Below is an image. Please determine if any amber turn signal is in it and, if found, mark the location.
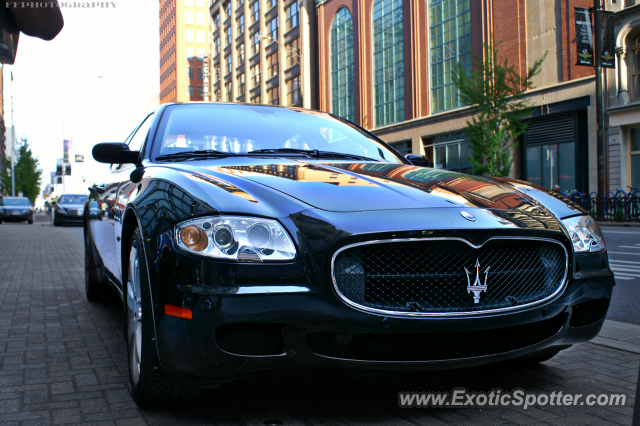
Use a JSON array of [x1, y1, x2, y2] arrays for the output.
[[179, 225, 208, 252], [165, 304, 193, 320]]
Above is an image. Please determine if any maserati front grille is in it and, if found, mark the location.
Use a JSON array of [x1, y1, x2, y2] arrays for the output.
[[331, 238, 568, 316]]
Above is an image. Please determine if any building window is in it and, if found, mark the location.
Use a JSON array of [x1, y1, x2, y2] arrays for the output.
[[251, 63, 261, 87], [423, 132, 472, 174], [251, 95, 262, 104], [287, 76, 301, 105], [197, 30, 205, 43], [185, 0, 193, 5], [198, 85, 204, 98], [214, 13, 220, 29], [286, 1, 299, 30], [252, 32, 260, 56], [237, 15, 245, 35], [267, 52, 278, 78], [196, 12, 205, 25], [226, 54, 232, 74], [187, 66, 194, 79], [215, 89, 221, 101], [238, 44, 245, 65], [631, 128, 640, 188], [286, 37, 299, 67], [239, 0, 244, 5], [373, 0, 404, 127], [226, 26, 232, 45], [226, 82, 233, 101], [216, 37, 221, 55], [428, 0, 471, 113], [215, 65, 221, 82], [630, 35, 640, 101], [238, 73, 246, 96], [185, 11, 194, 24], [268, 16, 278, 41], [197, 67, 203, 79], [185, 29, 194, 42], [225, 2, 231, 20], [187, 84, 195, 98], [196, 0, 204, 6], [268, 0, 276, 10], [252, 1, 260, 22], [186, 47, 195, 59], [268, 86, 279, 105], [330, 8, 354, 122], [389, 140, 412, 155]]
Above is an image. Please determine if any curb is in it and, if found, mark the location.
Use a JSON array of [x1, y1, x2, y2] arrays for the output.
[[597, 222, 640, 227], [590, 320, 640, 354]]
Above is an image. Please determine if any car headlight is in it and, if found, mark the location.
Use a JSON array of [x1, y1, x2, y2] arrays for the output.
[[562, 215, 606, 253], [175, 216, 296, 262]]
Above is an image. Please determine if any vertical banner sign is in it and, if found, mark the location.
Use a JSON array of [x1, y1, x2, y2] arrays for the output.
[[63, 139, 72, 162], [575, 8, 594, 66], [203, 54, 210, 102], [601, 11, 616, 69], [56, 158, 63, 177]]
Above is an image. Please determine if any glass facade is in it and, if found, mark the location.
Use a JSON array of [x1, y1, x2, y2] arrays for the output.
[[330, 8, 355, 122], [525, 143, 576, 192], [428, 0, 471, 113], [423, 131, 472, 174], [373, 0, 404, 127]]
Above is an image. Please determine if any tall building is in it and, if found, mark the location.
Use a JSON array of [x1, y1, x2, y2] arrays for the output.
[[209, 0, 317, 108], [160, 0, 212, 103], [316, 0, 600, 194], [606, 2, 640, 192]]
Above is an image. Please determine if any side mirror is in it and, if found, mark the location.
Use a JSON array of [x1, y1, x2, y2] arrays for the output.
[[92, 143, 139, 164], [405, 154, 431, 167]]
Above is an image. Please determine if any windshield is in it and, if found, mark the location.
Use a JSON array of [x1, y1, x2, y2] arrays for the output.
[[58, 195, 88, 204], [152, 104, 402, 163], [1, 198, 30, 206]]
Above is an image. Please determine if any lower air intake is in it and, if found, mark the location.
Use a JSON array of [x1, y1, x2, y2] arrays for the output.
[[570, 299, 610, 328], [306, 314, 566, 361], [215, 323, 284, 356]]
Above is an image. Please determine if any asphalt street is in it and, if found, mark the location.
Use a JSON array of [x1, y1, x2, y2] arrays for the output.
[[601, 226, 640, 325]]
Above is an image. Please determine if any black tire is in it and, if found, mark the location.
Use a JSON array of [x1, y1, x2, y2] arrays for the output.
[[85, 228, 110, 301], [126, 228, 201, 405], [28, 217, 33, 224]]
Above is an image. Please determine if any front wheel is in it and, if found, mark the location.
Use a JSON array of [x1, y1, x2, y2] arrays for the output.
[[126, 228, 199, 405]]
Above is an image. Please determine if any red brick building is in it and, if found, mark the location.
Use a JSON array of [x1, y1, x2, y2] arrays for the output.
[[316, 0, 601, 193]]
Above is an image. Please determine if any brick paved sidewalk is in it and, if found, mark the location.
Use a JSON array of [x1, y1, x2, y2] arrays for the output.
[[0, 222, 638, 425]]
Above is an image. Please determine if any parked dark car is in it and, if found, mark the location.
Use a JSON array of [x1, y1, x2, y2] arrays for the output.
[[0, 196, 33, 224], [85, 103, 614, 405], [53, 194, 88, 226]]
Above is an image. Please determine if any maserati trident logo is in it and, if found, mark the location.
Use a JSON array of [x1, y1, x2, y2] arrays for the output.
[[464, 259, 490, 304]]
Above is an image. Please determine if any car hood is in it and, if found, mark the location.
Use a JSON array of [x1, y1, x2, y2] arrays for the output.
[[168, 158, 542, 213]]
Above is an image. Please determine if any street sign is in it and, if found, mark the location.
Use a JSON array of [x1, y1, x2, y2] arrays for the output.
[[575, 8, 594, 67], [601, 11, 615, 69]]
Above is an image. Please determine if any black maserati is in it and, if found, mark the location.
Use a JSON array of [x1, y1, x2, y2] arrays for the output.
[[85, 103, 613, 405]]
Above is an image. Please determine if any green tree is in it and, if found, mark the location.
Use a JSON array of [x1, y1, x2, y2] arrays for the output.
[[452, 39, 548, 177], [0, 137, 42, 202]]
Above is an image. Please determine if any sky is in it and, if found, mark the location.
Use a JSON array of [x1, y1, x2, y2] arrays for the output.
[[4, 0, 160, 191]]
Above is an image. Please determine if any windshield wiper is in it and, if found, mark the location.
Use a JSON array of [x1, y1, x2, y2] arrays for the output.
[[155, 150, 236, 162], [247, 148, 379, 162]]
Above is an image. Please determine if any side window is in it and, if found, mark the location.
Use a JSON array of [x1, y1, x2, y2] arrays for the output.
[[128, 114, 154, 153]]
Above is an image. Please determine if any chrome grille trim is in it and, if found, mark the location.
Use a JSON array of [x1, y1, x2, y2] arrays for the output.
[[330, 237, 569, 318]]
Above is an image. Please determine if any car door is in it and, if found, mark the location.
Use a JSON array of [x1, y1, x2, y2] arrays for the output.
[[112, 113, 155, 284], [88, 114, 153, 290]]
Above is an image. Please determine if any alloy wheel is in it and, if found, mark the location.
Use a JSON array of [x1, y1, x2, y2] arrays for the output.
[[126, 245, 143, 386]]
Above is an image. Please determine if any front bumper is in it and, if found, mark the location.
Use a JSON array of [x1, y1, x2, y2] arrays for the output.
[[153, 271, 613, 386], [0, 211, 31, 222], [55, 210, 84, 223]]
